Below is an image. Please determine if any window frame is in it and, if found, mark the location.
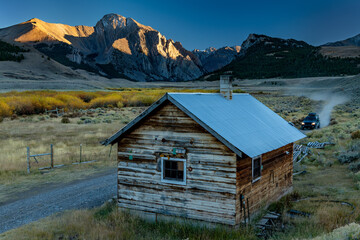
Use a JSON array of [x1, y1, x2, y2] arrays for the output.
[[252, 155, 262, 183], [161, 157, 187, 185]]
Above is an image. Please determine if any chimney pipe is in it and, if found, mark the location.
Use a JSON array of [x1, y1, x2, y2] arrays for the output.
[[220, 74, 233, 100]]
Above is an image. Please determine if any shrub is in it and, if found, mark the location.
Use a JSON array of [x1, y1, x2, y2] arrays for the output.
[[349, 161, 360, 172], [0, 100, 12, 117], [351, 130, 360, 140], [330, 118, 338, 125], [338, 141, 360, 164], [311, 223, 360, 240], [56, 94, 86, 110], [75, 92, 101, 103], [338, 152, 360, 164], [0, 117, 3, 123], [89, 94, 124, 108], [10, 114, 17, 120], [61, 117, 70, 124]]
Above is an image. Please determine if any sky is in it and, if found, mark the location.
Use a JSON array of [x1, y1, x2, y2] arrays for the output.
[[1, 0, 360, 50]]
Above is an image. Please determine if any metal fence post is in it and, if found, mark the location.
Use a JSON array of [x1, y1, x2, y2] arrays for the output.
[[27, 147, 30, 174], [50, 144, 54, 168]]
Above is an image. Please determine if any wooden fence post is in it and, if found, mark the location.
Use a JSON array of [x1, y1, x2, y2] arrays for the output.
[[50, 144, 54, 168], [80, 144, 82, 163], [27, 147, 30, 174]]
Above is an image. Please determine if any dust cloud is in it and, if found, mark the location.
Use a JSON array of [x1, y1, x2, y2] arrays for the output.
[[288, 90, 349, 128], [308, 92, 348, 127]]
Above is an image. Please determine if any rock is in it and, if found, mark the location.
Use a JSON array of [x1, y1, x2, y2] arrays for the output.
[[1, 13, 238, 81]]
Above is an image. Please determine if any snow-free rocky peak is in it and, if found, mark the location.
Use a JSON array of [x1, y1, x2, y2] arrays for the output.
[[0, 13, 241, 81]]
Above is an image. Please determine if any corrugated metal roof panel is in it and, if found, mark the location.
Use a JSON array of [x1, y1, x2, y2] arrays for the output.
[[168, 93, 306, 158]]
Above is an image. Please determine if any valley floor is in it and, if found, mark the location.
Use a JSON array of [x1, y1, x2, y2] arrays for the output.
[[0, 84, 359, 239]]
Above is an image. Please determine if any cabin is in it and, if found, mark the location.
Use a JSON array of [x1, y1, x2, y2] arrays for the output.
[[102, 77, 305, 226]]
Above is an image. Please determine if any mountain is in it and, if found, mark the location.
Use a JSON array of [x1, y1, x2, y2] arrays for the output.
[[204, 34, 360, 80], [324, 34, 360, 47], [320, 33, 360, 58], [1, 14, 235, 81], [192, 46, 240, 73]]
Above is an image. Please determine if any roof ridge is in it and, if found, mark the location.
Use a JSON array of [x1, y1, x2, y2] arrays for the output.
[[168, 92, 250, 95]]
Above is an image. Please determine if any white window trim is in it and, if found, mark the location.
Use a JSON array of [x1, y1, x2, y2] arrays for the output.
[[161, 157, 187, 186], [252, 155, 262, 183]]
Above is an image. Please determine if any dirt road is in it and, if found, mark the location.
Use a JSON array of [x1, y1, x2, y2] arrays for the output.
[[0, 168, 116, 234]]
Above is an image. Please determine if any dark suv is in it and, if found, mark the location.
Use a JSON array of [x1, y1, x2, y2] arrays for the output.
[[301, 113, 320, 130]]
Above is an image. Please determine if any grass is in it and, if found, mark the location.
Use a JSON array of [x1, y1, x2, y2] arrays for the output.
[[1, 90, 359, 239], [270, 103, 360, 240], [0, 107, 144, 203], [0, 201, 257, 240]]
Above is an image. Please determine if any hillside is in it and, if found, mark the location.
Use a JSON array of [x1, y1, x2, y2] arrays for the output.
[[0, 40, 28, 62], [0, 14, 237, 81], [204, 34, 360, 80], [321, 33, 360, 58]]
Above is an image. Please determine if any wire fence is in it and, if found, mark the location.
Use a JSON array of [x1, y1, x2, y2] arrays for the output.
[[26, 143, 115, 173]]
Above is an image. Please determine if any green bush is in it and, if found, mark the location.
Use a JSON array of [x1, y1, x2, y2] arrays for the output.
[[61, 117, 70, 124], [338, 141, 360, 164], [349, 161, 360, 172], [351, 130, 360, 140]]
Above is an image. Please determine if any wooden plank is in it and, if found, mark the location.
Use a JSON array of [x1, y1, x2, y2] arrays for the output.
[[118, 201, 236, 225], [118, 152, 156, 160], [114, 101, 239, 225], [236, 143, 293, 224]]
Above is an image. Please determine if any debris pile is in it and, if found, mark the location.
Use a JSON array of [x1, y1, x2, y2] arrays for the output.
[[307, 141, 334, 149], [256, 211, 282, 238]]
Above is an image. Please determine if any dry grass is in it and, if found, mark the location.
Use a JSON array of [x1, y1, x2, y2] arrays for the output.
[[0, 201, 257, 240], [270, 104, 360, 240], [0, 107, 143, 203]]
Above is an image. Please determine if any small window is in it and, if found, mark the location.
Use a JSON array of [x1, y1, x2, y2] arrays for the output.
[[161, 157, 186, 185], [252, 156, 262, 182]]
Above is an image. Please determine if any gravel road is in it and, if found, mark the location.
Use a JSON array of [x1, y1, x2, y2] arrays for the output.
[[0, 169, 117, 234]]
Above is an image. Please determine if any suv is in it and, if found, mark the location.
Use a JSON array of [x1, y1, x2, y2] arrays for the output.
[[301, 113, 320, 130]]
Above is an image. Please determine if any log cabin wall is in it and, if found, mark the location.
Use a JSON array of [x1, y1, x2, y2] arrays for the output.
[[116, 101, 238, 225], [235, 143, 293, 225]]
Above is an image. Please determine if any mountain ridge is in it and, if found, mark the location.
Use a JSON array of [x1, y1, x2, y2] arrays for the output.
[[204, 33, 360, 80], [0, 14, 239, 81]]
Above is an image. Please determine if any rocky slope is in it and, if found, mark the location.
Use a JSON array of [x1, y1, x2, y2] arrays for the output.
[[320, 33, 360, 58], [323, 33, 360, 47], [192, 46, 240, 73], [0, 14, 237, 81]]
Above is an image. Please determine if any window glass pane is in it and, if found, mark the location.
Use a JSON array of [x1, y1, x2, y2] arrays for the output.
[[165, 161, 171, 169], [177, 162, 184, 171], [253, 157, 261, 179], [163, 159, 185, 182]]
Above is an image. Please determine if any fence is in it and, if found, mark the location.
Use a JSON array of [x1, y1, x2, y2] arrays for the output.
[[26, 144, 53, 173], [26, 143, 103, 173], [45, 108, 65, 117]]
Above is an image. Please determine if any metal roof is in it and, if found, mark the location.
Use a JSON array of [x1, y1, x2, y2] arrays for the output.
[[103, 93, 306, 158]]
